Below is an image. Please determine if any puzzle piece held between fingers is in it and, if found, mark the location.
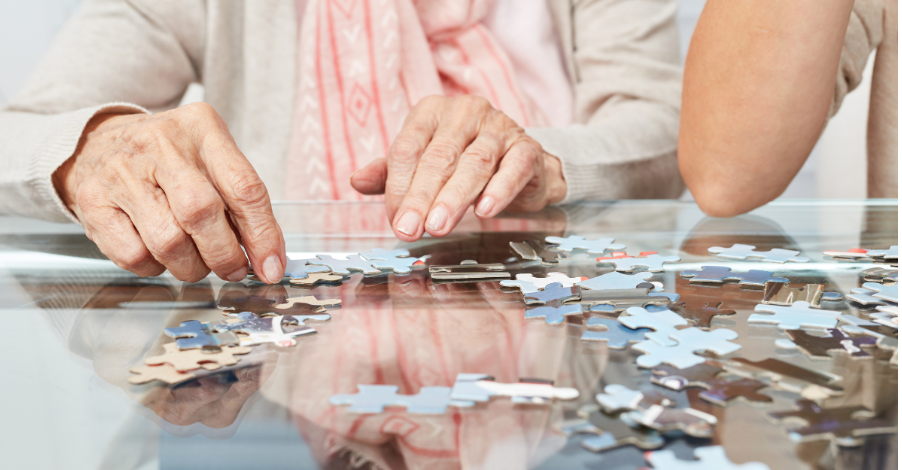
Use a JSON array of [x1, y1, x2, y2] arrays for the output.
[[749, 301, 841, 329], [360, 248, 423, 274], [645, 446, 771, 470], [708, 244, 809, 263], [284, 259, 332, 279], [769, 399, 897, 447], [329, 385, 474, 414], [581, 317, 651, 348], [545, 235, 625, 254], [618, 306, 689, 346], [449, 373, 579, 404], [595, 252, 681, 273], [681, 266, 789, 286], [634, 327, 741, 369]]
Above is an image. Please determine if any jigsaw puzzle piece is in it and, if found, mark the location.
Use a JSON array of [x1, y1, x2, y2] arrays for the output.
[[627, 404, 718, 438], [698, 378, 772, 406], [500, 272, 583, 294], [581, 317, 651, 348], [769, 400, 897, 447], [855, 282, 898, 303], [618, 306, 689, 346], [283, 259, 332, 279], [670, 300, 736, 329], [557, 405, 664, 453], [509, 240, 571, 265], [594, 384, 674, 413], [866, 245, 898, 260], [577, 271, 654, 290], [651, 361, 725, 390], [634, 327, 740, 369], [144, 342, 253, 372], [329, 385, 474, 414], [749, 301, 841, 329], [218, 314, 316, 347], [724, 358, 844, 399], [307, 254, 382, 275], [128, 363, 197, 385], [645, 446, 771, 470], [783, 328, 877, 359], [449, 374, 578, 404], [429, 260, 511, 282], [708, 244, 809, 263], [289, 271, 346, 286], [681, 266, 788, 286], [523, 282, 582, 324], [595, 253, 681, 273], [545, 235, 625, 254], [360, 248, 422, 274], [163, 320, 240, 350], [762, 282, 842, 308]]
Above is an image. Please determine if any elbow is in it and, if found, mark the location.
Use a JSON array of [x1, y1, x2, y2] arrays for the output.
[[679, 151, 783, 218], [691, 186, 755, 218]]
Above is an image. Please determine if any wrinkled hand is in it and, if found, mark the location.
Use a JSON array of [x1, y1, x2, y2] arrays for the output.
[[350, 95, 566, 242], [53, 103, 286, 283]]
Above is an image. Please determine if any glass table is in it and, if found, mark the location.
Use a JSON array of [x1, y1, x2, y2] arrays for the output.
[[0, 200, 896, 470]]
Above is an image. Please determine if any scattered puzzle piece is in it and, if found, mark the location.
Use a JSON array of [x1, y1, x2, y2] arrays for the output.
[[619, 306, 689, 346], [582, 284, 677, 312], [594, 384, 674, 413], [822, 248, 874, 261], [218, 314, 316, 347], [762, 282, 841, 308], [306, 254, 382, 275], [848, 282, 898, 304], [284, 259, 331, 279], [645, 446, 770, 470], [783, 328, 876, 359], [545, 235, 625, 254], [289, 271, 346, 286], [724, 358, 843, 399], [128, 363, 196, 385], [650, 362, 771, 406], [749, 301, 841, 329], [577, 271, 654, 290], [509, 240, 571, 265], [163, 320, 240, 351], [449, 374, 579, 404], [708, 244, 809, 263], [697, 378, 772, 407], [500, 272, 583, 294], [681, 266, 788, 286], [627, 404, 717, 438], [360, 248, 422, 274], [581, 317, 651, 348], [861, 266, 899, 284], [651, 360, 725, 390], [866, 245, 898, 260], [429, 260, 510, 282], [634, 327, 740, 369], [523, 283, 582, 324], [145, 342, 253, 372], [275, 295, 341, 309], [769, 399, 897, 446], [596, 252, 681, 273], [670, 299, 736, 329], [557, 405, 664, 452], [329, 385, 473, 414]]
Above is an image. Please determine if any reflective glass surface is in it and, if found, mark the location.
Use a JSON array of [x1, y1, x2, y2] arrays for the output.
[[0, 200, 897, 470]]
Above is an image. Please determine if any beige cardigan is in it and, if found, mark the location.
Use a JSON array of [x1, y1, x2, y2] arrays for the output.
[[0, 0, 687, 223]]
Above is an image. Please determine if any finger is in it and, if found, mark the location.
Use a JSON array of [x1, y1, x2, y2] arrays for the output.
[[390, 101, 487, 241], [186, 105, 286, 284], [115, 179, 211, 283], [384, 96, 445, 223], [157, 162, 249, 282], [350, 158, 387, 195], [475, 139, 544, 217], [423, 133, 506, 237], [77, 199, 166, 277]]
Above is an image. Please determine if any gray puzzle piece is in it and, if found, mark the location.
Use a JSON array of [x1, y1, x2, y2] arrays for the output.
[[646, 446, 770, 470], [681, 266, 789, 286], [634, 327, 740, 369], [596, 253, 681, 273], [306, 254, 382, 275], [164, 320, 240, 350], [500, 272, 582, 294], [866, 245, 898, 260], [524, 282, 582, 324], [449, 373, 578, 404], [595, 384, 644, 413], [709, 244, 809, 263], [850, 282, 898, 304], [749, 301, 842, 329], [284, 259, 331, 279], [360, 248, 421, 275], [619, 306, 689, 346], [581, 317, 651, 348], [577, 271, 654, 290], [545, 235, 625, 254], [329, 385, 474, 414]]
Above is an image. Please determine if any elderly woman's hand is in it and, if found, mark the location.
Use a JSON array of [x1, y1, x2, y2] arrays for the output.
[[350, 95, 567, 242], [53, 103, 286, 283]]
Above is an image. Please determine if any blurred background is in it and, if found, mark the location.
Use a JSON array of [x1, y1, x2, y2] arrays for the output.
[[0, 0, 875, 201]]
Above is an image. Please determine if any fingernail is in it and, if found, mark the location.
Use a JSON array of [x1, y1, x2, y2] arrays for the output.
[[262, 255, 283, 283], [475, 196, 495, 217], [396, 212, 421, 236], [425, 206, 448, 232], [226, 265, 248, 282]]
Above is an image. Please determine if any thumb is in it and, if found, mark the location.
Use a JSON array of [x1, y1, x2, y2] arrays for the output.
[[350, 158, 388, 195]]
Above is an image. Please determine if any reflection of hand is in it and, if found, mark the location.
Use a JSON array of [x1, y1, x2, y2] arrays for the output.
[[53, 103, 286, 284], [350, 95, 567, 241]]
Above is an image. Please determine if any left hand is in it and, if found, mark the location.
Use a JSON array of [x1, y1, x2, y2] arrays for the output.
[[350, 95, 567, 242]]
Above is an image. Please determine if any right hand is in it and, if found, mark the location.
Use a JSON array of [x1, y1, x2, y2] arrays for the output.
[[53, 103, 286, 283]]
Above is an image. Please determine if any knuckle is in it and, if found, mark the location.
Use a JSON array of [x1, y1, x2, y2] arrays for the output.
[[175, 190, 223, 230], [118, 245, 155, 272], [229, 173, 269, 207], [389, 138, 422, 164], [147, 225, 188, 258], [422, 142, 461, 171], [460, 94, 491, 110], [463, 146, 496, 173]]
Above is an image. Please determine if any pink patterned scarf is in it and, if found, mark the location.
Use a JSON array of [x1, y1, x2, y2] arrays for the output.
[[284, 0, 548, 200]]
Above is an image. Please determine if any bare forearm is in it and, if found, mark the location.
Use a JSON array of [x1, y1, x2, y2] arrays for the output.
[[679, 0, 854, 216]]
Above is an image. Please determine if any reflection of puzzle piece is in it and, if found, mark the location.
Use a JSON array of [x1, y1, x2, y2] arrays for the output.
[[619, 306, 689, 346], [627, 404, 717, 438], [218, 314, 316, 347], [861, 266, 899, 283], [670, 299, 736, 329], [681, 266, 788, 286], [769, 399, 897, 447], [646, 446, 770, 470], [762, 282, 842, 308], [128, 363, 196, 385], [709, 244, 809, 263], [429, 260, 510, 282], [749, 301, 841, 329], [360, 248, 422, 274], [509, 240, 571, 265], [330, 385, 474, 414], [557, 405, 664, 453], [583, 285, 677, 312], [724, 358, 843, 399], [545, 235, 625, 254], [164, 320, 240, 350], [595, 384, 674, 413], [697, 378, 772, 406], [783, 328, 876, 359], [848, 282, 898, 305], [581, 317, 650, 348], [524, 283, 582, 324], [449, 373, 578, 404], [634, 327, 740, 369], [145, 342, 252, 372], [500, 272, 583, 294], [577, 271, 654, 290], [276, 295, 341, 309], [866, 245, 898, 260], [650, 362, 772, 407], [289, 271, 346, 286], [306, 254, 382, 275], [651, 360, 725, 390], [596, 252, 681, 273]]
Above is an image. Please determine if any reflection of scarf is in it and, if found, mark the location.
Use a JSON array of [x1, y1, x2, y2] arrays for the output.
[[285, 0, 548, 201]]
